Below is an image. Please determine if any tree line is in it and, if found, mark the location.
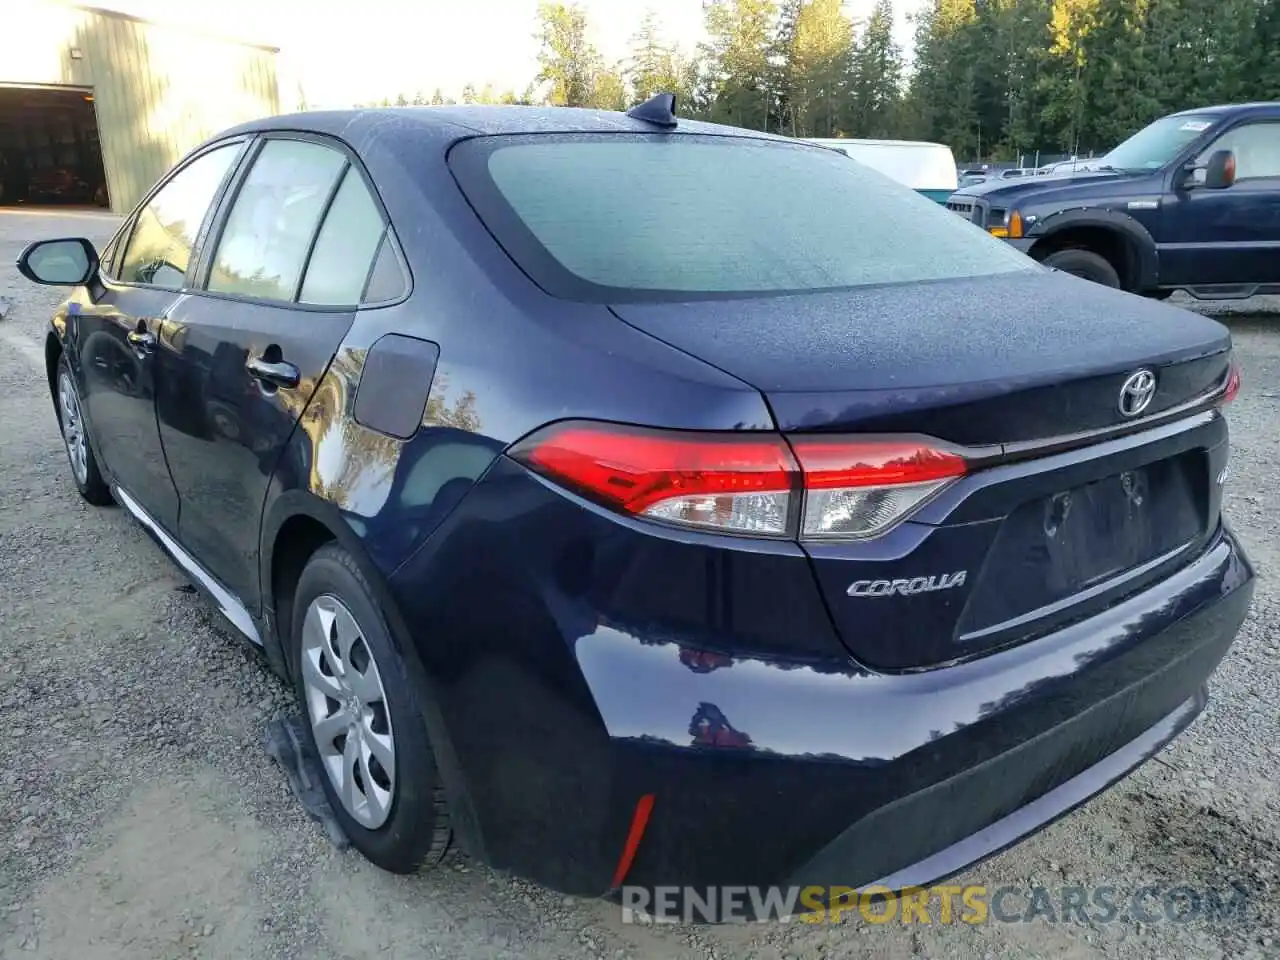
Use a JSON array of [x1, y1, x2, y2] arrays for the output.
[[367, 0, 1280, 161]]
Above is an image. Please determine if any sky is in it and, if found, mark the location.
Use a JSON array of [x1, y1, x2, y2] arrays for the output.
[[98, 0, 924, 109]]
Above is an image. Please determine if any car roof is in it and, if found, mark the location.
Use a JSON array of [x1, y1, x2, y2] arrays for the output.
[[218, 105, 794, 147], [1170, 102, 1280, 117]]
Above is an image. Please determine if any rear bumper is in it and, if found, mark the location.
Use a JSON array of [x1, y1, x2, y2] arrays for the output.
[[389, 463, 1254, 898], [806, 687, 1204, 895], [596, 528, 1251, 897]]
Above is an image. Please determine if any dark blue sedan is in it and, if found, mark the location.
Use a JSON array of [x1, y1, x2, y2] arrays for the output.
[[17, 95, 1254, 910]]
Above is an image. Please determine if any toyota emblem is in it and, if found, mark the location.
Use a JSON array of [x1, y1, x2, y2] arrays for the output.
[[1119, 369, 1157, 417]]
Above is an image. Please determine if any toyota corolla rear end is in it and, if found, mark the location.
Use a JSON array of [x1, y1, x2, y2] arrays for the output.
[[388, 124, 1255, 908]]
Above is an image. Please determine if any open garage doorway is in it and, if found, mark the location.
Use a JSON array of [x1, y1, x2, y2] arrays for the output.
[[0, 84, 109, 209]]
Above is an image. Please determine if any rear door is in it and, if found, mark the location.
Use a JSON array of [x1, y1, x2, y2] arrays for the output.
[[73, 139, 245, 531], [1161, 119, 1280, 286], [155, 133, 391, 609]]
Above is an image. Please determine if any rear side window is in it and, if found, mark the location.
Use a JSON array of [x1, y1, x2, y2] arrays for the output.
[[298, 167, 387, 305], [207, 139, 346, 302], [118, 143, 240, 289], [361, 235, 409, 303], [449, 134, 1035, 303]]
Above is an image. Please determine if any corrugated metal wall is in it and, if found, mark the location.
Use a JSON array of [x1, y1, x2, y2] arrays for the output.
[[0, 2, 280, 212]]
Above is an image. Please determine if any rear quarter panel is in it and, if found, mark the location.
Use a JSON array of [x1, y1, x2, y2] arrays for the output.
[[253, 123, 781, 861]]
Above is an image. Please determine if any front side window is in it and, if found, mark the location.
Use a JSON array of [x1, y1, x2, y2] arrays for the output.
[[207, 139, 347, 302], [449, 134, 1036, 303], [98, 228, 123, 278], [117, 143, 240, 289], [1197, 122, 1280, 181]]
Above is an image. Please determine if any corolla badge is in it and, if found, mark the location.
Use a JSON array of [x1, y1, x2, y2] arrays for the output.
[[1118, 369, 1157, 417], [847, 571, 968, 598]]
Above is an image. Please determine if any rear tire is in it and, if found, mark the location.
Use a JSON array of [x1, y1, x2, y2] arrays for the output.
[[290, 543, 451, 873], [1042, 248, 1122, 288], [55, 354, 113, 506]]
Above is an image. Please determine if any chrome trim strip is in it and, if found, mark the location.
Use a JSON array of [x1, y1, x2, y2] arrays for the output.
[[956, 541, 1194, 645], [999, 374, 1228, 462], [113, 486, 263, 646], [1159, 240, 1280, 251]]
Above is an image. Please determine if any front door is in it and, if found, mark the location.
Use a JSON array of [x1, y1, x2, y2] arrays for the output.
[[75, 141, 244, 530], [1160, 120, 1280, 288], [155, 135, 389, 610], [72, 281, 178, 526]]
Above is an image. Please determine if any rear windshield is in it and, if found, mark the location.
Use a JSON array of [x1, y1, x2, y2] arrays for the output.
[[448, 133, 1037, 303]]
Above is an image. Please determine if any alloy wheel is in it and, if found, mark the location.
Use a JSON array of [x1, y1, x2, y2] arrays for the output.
[[300, 594, 397, 829], [58, 371, 89, 485]]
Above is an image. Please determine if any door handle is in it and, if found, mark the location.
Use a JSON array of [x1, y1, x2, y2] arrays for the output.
[[246, 355, 301, 389], [126, 329, 156, 351]]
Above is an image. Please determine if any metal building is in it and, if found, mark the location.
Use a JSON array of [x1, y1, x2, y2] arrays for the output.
[[0, 1, 280, 214]]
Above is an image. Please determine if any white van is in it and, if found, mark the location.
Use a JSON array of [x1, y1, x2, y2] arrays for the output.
[[804, 138, 959, 204]]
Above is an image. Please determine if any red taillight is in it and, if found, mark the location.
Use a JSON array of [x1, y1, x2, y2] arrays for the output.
[[511, 422, 798, 535], [790, 437, 968, 539], [788, 437, 968, 489], [1220, 361, 1241, 406], [510, 421, 967, 540]]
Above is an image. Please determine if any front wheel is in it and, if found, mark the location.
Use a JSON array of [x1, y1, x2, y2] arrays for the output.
[[1041, 248, 1122, 288], [55, 354, 113, 505], [290, 543, 451, 872]]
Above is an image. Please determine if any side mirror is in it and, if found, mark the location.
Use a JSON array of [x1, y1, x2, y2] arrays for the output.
[[1203, 149, 1236, 189], [16, 237, 99, 286]]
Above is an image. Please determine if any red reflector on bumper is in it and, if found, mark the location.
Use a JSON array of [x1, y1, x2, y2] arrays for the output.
[[611, 793, 655, 889]]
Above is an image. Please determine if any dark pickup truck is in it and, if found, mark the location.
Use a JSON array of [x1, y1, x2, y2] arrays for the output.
[[945, 102, 1280, 300]]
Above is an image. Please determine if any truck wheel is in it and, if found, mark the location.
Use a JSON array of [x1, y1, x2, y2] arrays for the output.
[[1042, 249, 1121, 289]]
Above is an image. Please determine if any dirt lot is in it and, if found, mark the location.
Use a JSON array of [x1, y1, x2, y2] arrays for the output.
[[0, 209, 1277, 960]]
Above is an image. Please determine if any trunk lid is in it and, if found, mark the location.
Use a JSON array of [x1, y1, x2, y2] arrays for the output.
[[611, 271, 1232, 671], [609, 271, 1230, 443]]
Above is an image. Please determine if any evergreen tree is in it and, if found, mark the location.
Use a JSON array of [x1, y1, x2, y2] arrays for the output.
[[788, 0, 854, 137], [773, 0, 804, 133], [1000, 1, 1054, 158], [1256, 0, 1280, 99], [591, 65, 631, 109], [848, 0, 903, 137], [534, 2, 602, 107], [625, 9, 700, 109], [371, 0, 1274, 159], [628, 9, 672, 100], [701, 0, 780, 130], [905, 0, 981, 157]]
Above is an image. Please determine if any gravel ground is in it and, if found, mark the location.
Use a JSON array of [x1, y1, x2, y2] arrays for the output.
[[0, 209, 1276, 960]]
